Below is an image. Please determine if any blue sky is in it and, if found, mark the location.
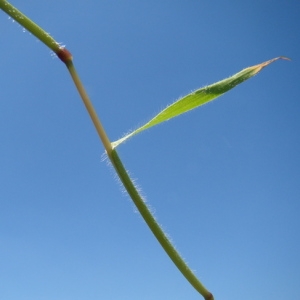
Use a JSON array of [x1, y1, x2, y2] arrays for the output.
[[0, 1, 299, 299]]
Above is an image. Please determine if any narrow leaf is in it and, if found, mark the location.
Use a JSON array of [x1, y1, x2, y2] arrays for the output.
[[112, 57, 289, 148]]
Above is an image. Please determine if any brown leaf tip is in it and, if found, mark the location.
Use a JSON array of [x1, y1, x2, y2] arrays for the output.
[[56, 47, 73, 63], [249, 56, 291, 74], [260, 56, 290, 68], [279, 56, 291, 61]]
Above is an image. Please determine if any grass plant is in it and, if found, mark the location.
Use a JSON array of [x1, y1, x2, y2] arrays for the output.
[[0, 1, 289, 298]]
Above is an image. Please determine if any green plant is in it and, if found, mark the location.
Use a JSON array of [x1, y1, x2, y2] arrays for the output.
[[0, 1, 289, 298]]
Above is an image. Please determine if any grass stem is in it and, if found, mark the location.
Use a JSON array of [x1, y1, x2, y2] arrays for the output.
[[0, 1, 214, 298], [108, 149, 214, 300], [0, 0, 60, 52], [65, 57, 214, 298], [65, 57, 213, 298], [65, 60, 112, 154]]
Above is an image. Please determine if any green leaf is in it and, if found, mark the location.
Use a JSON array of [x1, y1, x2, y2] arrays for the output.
[[111, 57, 289, 148]]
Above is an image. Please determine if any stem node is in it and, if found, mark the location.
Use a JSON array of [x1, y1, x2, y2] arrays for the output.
[[56, 47, 73, 63]]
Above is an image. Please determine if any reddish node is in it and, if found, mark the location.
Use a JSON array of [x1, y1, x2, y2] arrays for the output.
[[205, 293, 214, 300], [56, 47, 73, 63]]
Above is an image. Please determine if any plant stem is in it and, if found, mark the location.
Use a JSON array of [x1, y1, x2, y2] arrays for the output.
[[0, 0, 60, 52], [108, 149, 214, 300], [67, 58, 213, 299], [0, 1, 214, 298], [65, 60, 112, 154], [66, 58, 213, 299]]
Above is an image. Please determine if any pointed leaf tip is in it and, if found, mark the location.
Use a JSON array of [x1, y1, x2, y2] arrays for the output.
[[250, 56, 290, 74]]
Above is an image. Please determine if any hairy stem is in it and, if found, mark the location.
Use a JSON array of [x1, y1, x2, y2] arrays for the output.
[[0, 0, 60, 52], [108, 149, 214, 300], [0, 1, 214, 298], [65, 53, 213, 298], [66, 60, 112, 153], [67, 58, 213, 298]]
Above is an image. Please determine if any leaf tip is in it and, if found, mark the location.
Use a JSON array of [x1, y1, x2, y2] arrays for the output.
[[249, 56, 291, 74], [279, 56, 291, 61]]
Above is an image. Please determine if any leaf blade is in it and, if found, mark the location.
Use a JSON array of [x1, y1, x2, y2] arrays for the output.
[[112, 57, 289, 148]]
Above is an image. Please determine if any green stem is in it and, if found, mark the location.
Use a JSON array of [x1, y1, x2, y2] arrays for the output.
[[66, 58, 213, 299], [108, 149, 214, 300], [0, 1, 214, 298], [67, 58, 213, 299], [66, 61, 112, 153], [0, 0, 60, 52]]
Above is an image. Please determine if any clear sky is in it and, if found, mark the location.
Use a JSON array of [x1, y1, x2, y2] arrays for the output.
[[0, 1, 299, 299]]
